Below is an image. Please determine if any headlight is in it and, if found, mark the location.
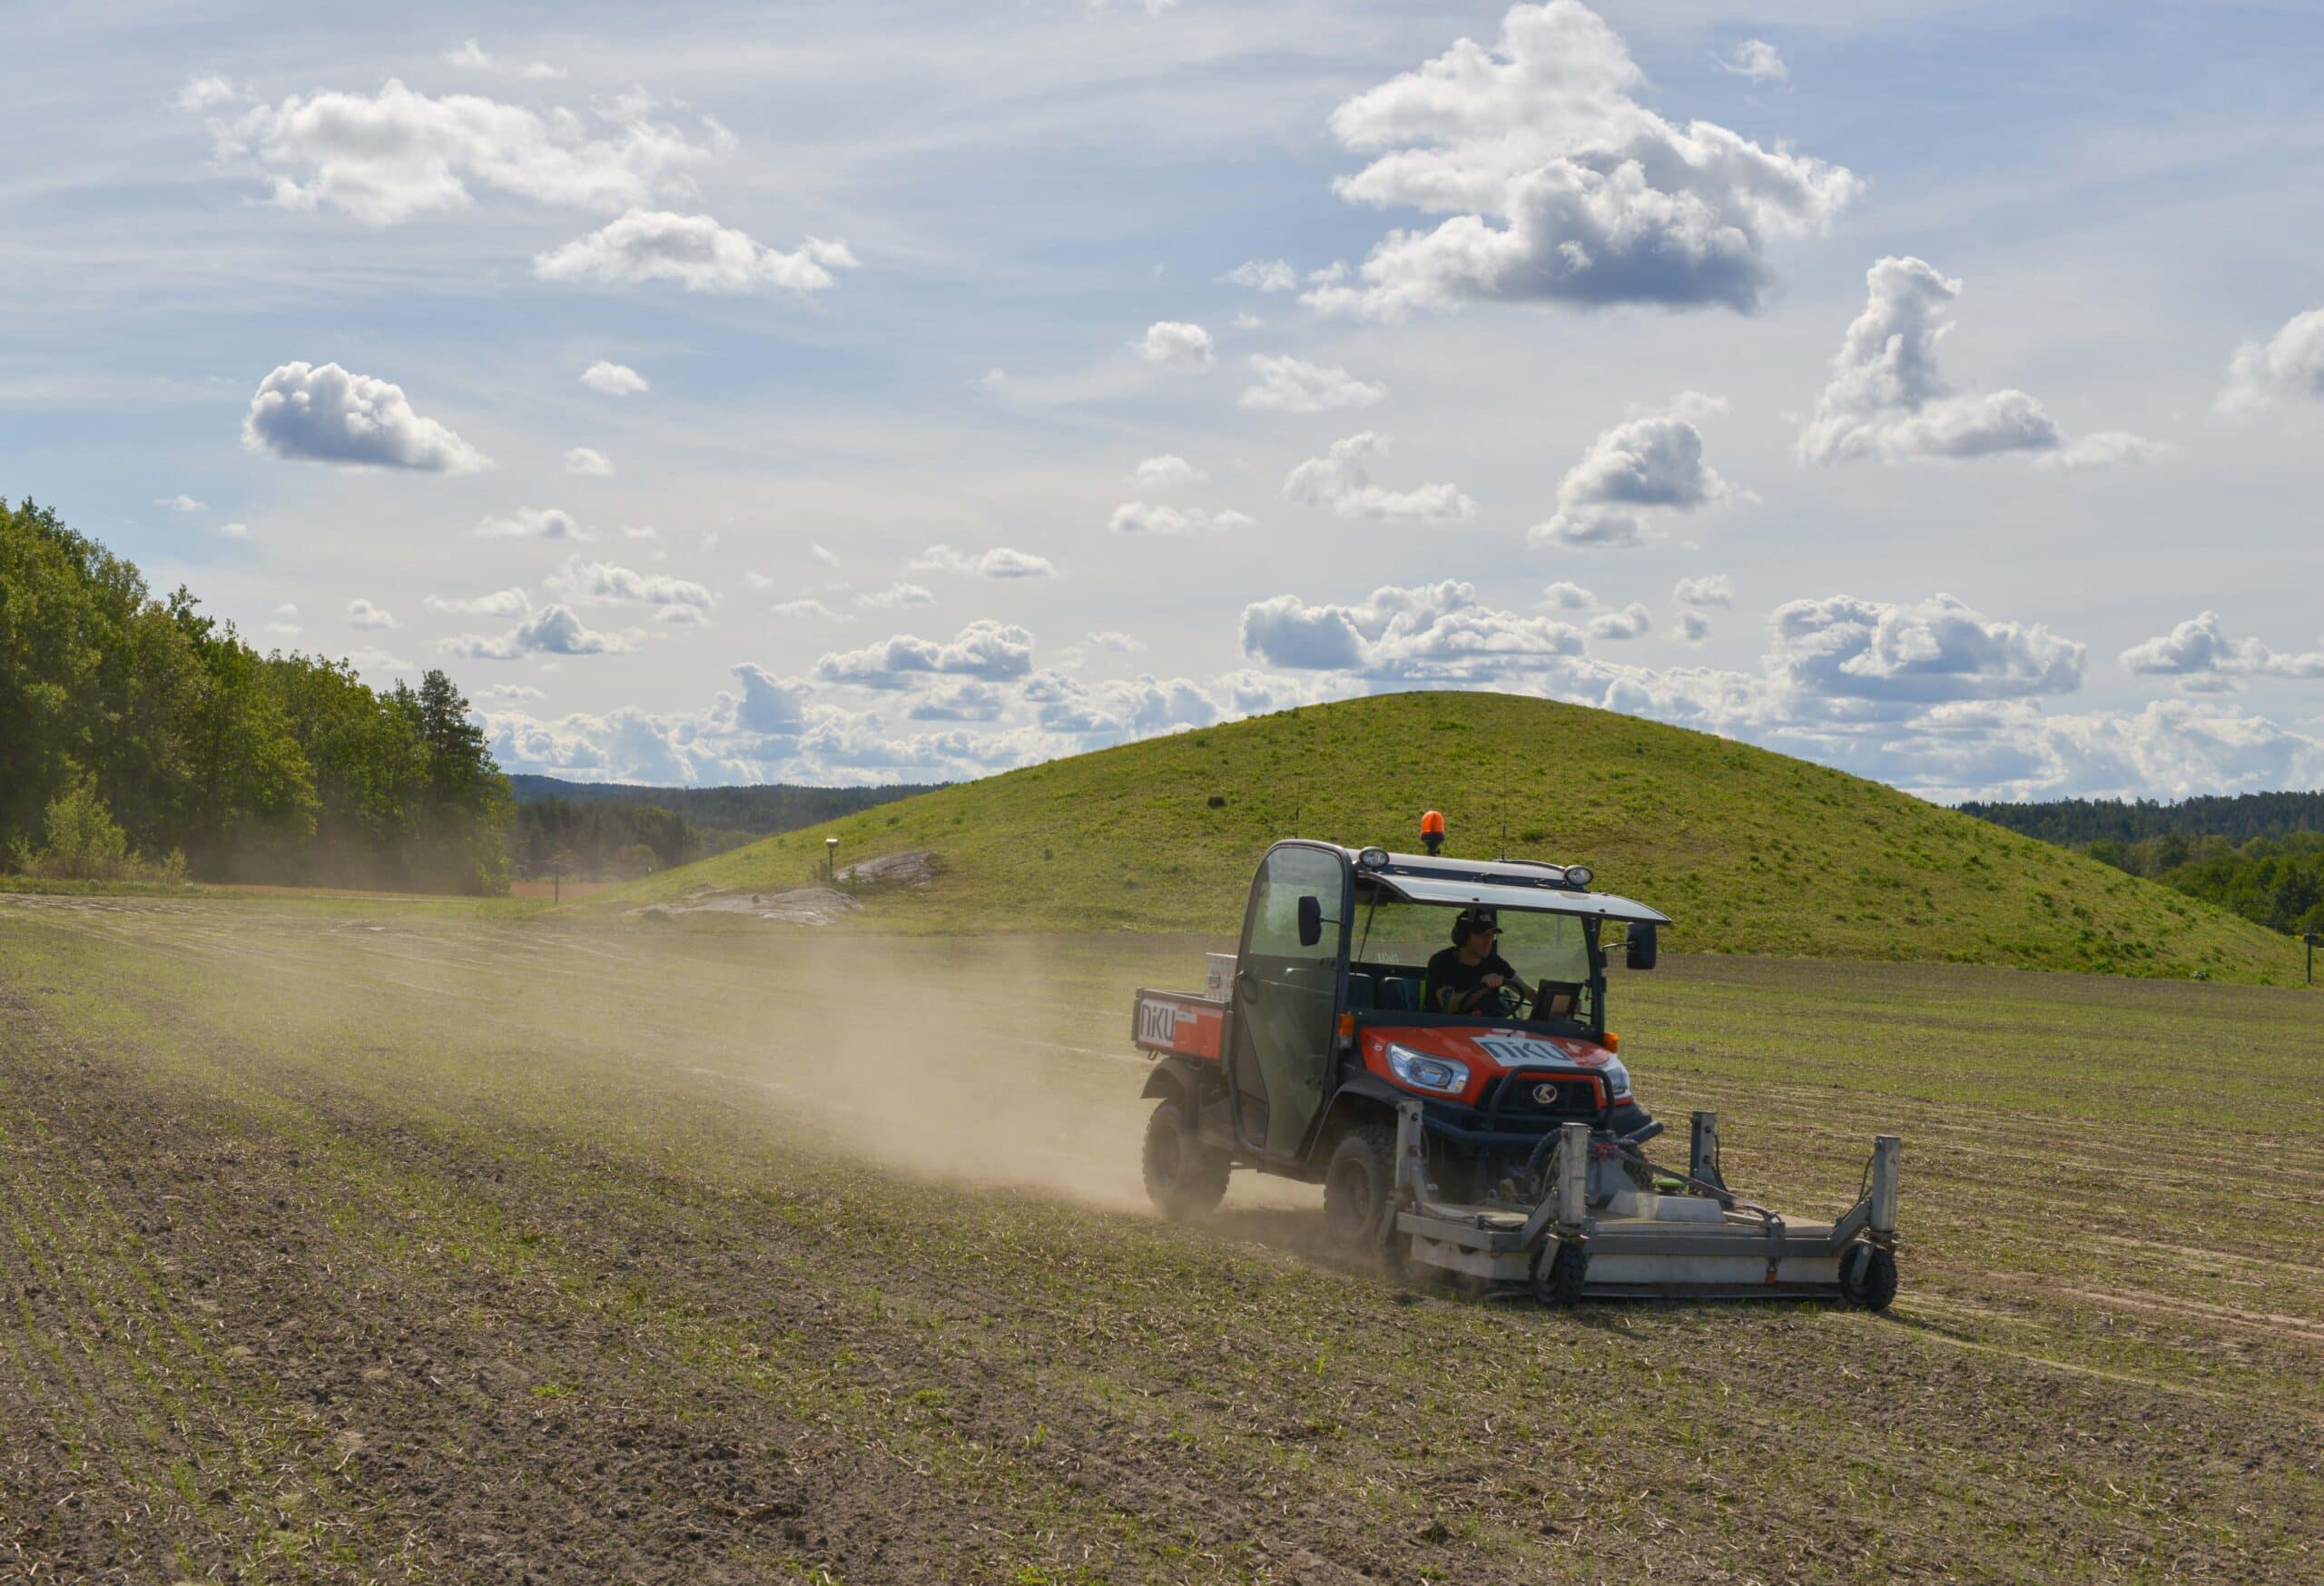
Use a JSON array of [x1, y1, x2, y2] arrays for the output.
[[1563, 863, 1594, 889], [1384, 1041, 1469, 1096], [1599, 1053, 1631, 1100], [1357, 845, 1390, 870]]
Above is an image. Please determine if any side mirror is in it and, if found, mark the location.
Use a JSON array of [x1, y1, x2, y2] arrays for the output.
[[1296, 893, 1324, 948], [1625, 922, 1659, 971]]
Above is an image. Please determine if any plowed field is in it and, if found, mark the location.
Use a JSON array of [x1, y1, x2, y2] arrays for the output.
[[3, 895, 2319, 1583]]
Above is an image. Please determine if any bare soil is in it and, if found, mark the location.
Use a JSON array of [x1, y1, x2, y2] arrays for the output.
[[2, 896, 2319, 1583]]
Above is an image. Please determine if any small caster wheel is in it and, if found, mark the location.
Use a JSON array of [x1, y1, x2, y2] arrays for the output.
[[1531, 1240, 1586, 1307], [1839, 1244, 1898, 1312]]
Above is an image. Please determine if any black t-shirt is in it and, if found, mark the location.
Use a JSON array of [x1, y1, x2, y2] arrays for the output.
[[1424, 946, 1516, 1014]]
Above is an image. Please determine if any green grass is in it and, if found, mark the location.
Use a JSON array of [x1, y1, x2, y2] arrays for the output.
[[615, 691, 2299, 983]]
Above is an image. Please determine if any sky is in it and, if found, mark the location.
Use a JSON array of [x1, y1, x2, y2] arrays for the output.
[[7, 0, 2324, 799]]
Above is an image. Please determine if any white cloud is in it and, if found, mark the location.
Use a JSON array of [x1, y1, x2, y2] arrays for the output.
[[1222, 259, 1298, 292], [1797, 257, 2062, 465], [1108, 502, 1259, 536], [1587, 602, 1652, 639], [1541, 581, 1595, 610], [475, 506, 586, 540], [2037, 431, 2170, 470], [243, 361, 488, 473], [624, 525, 659, 540], [908, 681, 1008, 723], [1242, 581, 1584, 679], [425, 587, 531, 617], [565, 446, 614, 477], [2218, 308, 2324, 415], [810, 543, 840, 566], [1306, 3, 1856, 319], [344, 647, 414, 677], [212, 78, 729, 226], [1719, 39, 1787, 83], [1132, 320, 1215, 369], [1674, 574, 1735, 607], [813, 620, 1036, 687], [1284, 432, 1475, 524], [1024, 672, 1222, 737], [1087, 630, 1148, 653], [910, 544, 1058, 578], [174, 74, 241, 112], [442, 603, 632, 659], [856, 582, 937, 609], [2120, 611, 2324, 682], [445, 39, 492, 69], [1768, 593, 2084, 704], [549, 557, 714, 611], [1532, 409, 1733, 547], [154, 494, 205, 512], [217, 522, 251, 539], [536, 211, 857, 294], [520, 62, 568, 82], [1678, 610, 1711, 644], [1133, 454, 1207, 488], [1238, 354, 1389, 414], [771, 598, 852, 621], [346, 598, 400, 630], [579, 360, 650, 395]]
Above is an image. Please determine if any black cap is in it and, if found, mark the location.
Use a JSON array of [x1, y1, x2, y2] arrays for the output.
[[1451, 907, 1500, 942]]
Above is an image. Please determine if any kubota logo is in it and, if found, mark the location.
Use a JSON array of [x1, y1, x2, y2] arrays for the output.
[[1531, 1082, 1562, 1106]]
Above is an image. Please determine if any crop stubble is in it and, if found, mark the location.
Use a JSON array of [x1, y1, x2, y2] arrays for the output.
[[1, 895, 2319, 1583]]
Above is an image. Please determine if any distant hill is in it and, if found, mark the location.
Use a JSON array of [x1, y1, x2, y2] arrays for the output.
[[507, 774, 936, 839], [1961, 791, 2324, 846], [612, 692, 2303, 984]]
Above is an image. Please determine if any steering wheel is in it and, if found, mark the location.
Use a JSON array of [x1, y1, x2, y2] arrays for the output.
[[1482, 980, 1527, 1018]]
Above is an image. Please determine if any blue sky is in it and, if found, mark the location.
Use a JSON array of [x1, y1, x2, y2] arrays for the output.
[[7, 1, 2324, 794]]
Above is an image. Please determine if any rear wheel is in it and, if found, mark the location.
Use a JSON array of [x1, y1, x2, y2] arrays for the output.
[[1322, 1123, 1398, 1259], [1142, 1098, 1229, 1218], [1839, 1244, 1899, 1311]]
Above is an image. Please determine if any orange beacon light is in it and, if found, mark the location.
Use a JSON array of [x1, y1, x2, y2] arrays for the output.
[[1420, 809, 1445, 855]]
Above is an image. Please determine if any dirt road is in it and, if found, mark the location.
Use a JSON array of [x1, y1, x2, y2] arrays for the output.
[[3, 896, 2319, 1582]]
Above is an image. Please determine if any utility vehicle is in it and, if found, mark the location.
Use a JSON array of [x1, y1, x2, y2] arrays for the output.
[[1132, 824, 1902, 1305]]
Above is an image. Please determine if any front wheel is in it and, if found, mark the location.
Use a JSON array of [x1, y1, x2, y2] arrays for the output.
[[1142, 1098, 1229, 1218], [1322, 1123, 1398, 1259]]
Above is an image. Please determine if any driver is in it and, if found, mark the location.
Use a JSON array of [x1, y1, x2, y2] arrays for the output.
[[1424, 908, 1536, 1016]]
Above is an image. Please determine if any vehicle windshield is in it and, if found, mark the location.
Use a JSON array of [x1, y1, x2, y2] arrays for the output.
[[1351, 894, 1597, 1027]]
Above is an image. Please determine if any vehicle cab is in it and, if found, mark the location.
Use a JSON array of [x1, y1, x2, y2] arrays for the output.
[[1136, 831, 1669, 1210]]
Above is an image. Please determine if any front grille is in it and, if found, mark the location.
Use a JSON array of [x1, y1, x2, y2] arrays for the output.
[[1490, 1072, 1601, 1121]]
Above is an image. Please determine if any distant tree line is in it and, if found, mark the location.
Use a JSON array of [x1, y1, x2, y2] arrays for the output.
[[507, 773, 933, 838], [1965, 793, 2324, 937], [508, 798, 703, 880], [1961, 791, 2324, 847], [2, 497, 509, 892]]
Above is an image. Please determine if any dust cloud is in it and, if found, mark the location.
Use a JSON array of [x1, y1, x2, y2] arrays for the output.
[[15, 896, 1278, 1216]]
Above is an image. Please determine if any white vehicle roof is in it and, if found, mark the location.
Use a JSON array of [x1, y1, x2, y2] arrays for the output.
[[1304, 842, 1672, 926]]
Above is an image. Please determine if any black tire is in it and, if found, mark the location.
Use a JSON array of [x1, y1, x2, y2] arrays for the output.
[[1839, 1244, 1899, 1312], [1531, 1239, 1587, 1306], [1322, 1123, 1398, 1259], [1142, 1098, 1229, 1218]]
